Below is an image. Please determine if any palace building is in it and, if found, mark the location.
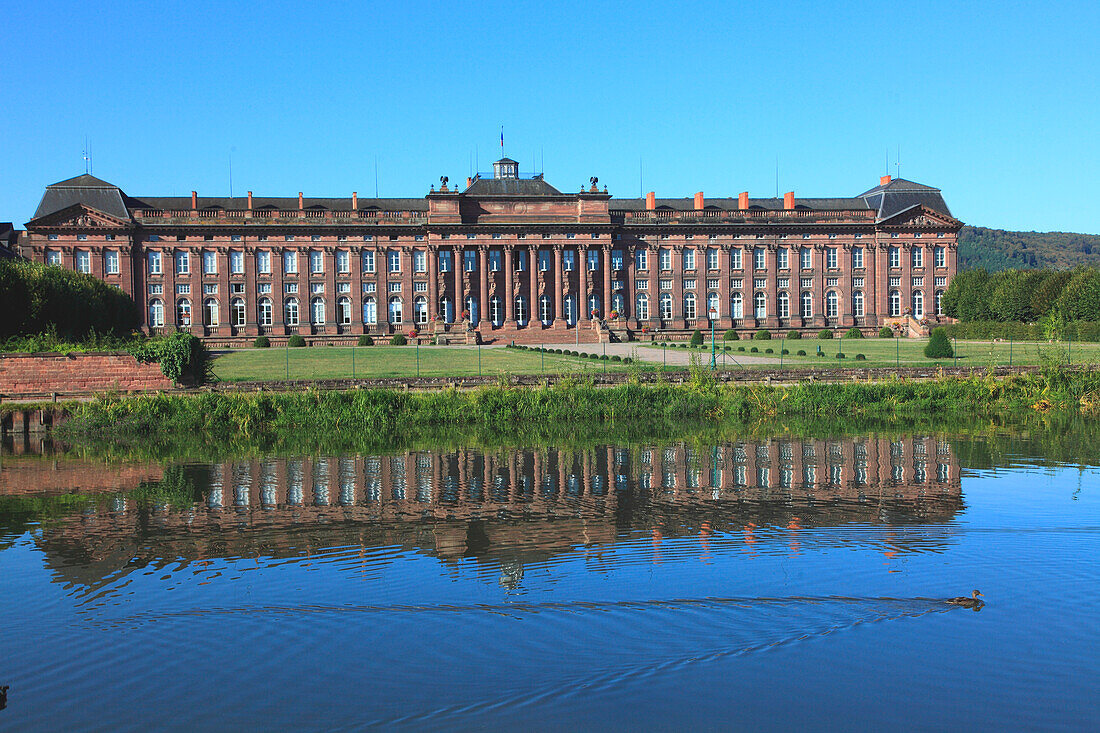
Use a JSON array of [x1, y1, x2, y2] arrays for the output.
[[19, 159, 961, 344]]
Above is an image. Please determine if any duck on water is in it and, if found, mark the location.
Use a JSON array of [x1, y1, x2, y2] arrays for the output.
[[946, 590, 984, 610]]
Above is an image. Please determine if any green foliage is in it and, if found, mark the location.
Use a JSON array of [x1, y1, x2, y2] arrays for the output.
[[878, 327, 894, 338], [781, 349, 789, 355], [358, 335, 375, 346], [787, 330, 801, 340], [750, 346, 759, 353], [753, 329, 771, 341], [128, 332, 208, 384], [390, 334, 408, 346], [925, 327, 954, 358], [689, 329, 704, 347], [0, 259, 141, 340], [764, 348, 773, 354], [723, 329, 738, 341], [288, 335, 306, 348], [818, 330, 833, 339], [844, 327, 863, 339], [855, 353, 866, 360], [253, 336, 270, 348], [797, 349, 806, 356], [958, 225, 1100, 271], [836, 353, 846, 359]]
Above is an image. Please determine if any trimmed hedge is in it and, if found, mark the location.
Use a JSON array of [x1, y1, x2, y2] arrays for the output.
[[818, 330, 833, 339], [845, 327, 863, 339], [723, 329, 739, 341], [787, 330, 801, 340], [390, 334, 408, 346], [253, 336, 270, 348], [358, 335, 375, 346], [288, 335, 306, 347], [754, 329, 771, 341], [879, 327, 894, 338]]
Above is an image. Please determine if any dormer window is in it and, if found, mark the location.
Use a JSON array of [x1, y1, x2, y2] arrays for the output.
[[492, 158, 519, 179]]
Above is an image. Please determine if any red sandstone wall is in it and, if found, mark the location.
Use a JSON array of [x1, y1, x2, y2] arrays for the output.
[[0, 459, 164, 495], [0, 352, 175, 397]]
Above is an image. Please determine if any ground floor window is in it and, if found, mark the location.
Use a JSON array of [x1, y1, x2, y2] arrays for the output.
[[636, 293, 649, 320], [754, 292, 766, 319], [231, 298, 246, 327], [731, 292, 743, 319], [311, 297, 325, 325], [913, 290, 924, 318], [935, 290, 944, 316], [889, 291, 901, 317], [489, 295, 503, 326], [414, 296, 428, 324], [801, 291, 812, 319], [539, 295, 553, 324], [588, 293, 601, 320], [149, 299, 164, 328], [464, 296, 478, 325], [659, 292, 673, 320], [683, 292, 696, 320], [564, 294, 576, 326], [777, 292, 789, 319], [204, 298, 219, 326], [177, 299, 191, 327], [259, 298, 273, 326], [364, 297, 377, 324], [440, 296, 453, 323], [390, 297, 403, 324], [338, 296, 352, 325], [826, 291, 838, 318], [853, 291, 864, 317], [285, 298, 299, 326], [515, 295, 528, 326]]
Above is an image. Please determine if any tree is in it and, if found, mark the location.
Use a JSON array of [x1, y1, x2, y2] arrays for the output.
[[1056, 268, 1100, 321], [924, 327, 953, 358], [690, 329, 704, 347]]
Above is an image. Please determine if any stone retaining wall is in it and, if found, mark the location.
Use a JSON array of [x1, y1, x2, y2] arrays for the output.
[[0, 352, 175, 399]]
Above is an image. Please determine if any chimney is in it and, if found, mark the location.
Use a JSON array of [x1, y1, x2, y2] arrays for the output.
[[352, 192, 358, 210], [646, 191, 656, 210], [880, 174, 892, 186], [784, 191, 795, 210], [190, 191, 197, 210], [466, 177, 473, 189], [247, 191, 253, 210], [298, 192, 304, 210], [694, 192, 704, 210], [738, 191, 748, 209]]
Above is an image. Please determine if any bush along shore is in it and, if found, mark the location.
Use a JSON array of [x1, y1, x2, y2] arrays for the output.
[[55, 368, 1100, 449]]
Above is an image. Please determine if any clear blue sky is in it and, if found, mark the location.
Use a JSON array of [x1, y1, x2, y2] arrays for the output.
[[2, 0, 1098, 233]]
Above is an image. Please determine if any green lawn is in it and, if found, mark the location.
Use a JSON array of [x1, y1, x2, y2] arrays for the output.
[[212, 345, 635, 382], [646, 337, 1100, 369]]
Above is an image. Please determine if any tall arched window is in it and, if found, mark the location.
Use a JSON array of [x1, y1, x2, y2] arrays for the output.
[[636, 293, 649, 320], [414, 296, 428, 325], [363, 297, 377, 324], [754, 292, 766, 319], [611, 292, 625, 316], [489, 295, 502, 326], [825, 291, 838, 318], [587, 293, 601, 320], [563, 294, 577, 326], [285, 298, 299, 326], [204, 298, 219, 326], [231, 298, 246, 327], [659, 292, 673, 320], [439, 296, 453, 324], [852, 291, 864, 317], [515, 295, 529, 326], [707, 292, 720, 320], [464, 296, 478, 325], [389, 297, 403, 324], [683, 292, 696, 320], [912, 290, 924, 317], [730, 292, 743, 319], [800, 291, 813, 319], [337, 296, 352, 325], [539, 295, 553, 324], [258, 298, 273, 327], [149, 299, 164, 328], [935, 290, 944, 316], [311, 297, 325, 325], [776, 292, 789, 319], [889, 291, 901, 317], [177, 298, 192, 327]]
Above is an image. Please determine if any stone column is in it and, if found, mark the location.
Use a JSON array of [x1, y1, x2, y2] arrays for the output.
[[454, 245, 463, 321], [814, 244, 827, 328], [578, 246, 588, 323], [504, 246, 515, 324], [243, 241, 259, 335], [554, 244, 565, 322], [478, 245, 489, 328], [764, 244, 778, 329], [625, 243, 636, 325], [874, 239, 888, 322], [717, 244, 731, 329], [428, 245, 439, 321], [602, 244, 612, 318], [529, 246, 539, 329], [840, 243, 854, 327], [671, 244, 685, 328]]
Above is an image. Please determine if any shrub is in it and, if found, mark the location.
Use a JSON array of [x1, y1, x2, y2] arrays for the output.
[[253, 336, 270, 348], [750, 346, 759, 353], [818, 330, 833, 339], [723, 329, 739, 341], [738, 346, 746, 352], [855, 353, 866, 360], [589, 353, 600, 360], [754, 329, 772, 341], [610, 355, 622, 362], [680, 343, 689, 349], [796, 349, 807, 356], [781, 349, 789, 355], [390, 334, 407, 346], [787, 330, 801, 340], [600, 354, 609, 360], [622, 357, 633, 364], [879, 326, 894, 338], [288, 335, 306, 348], [724, 346, 731, 352], [924, 327, 954, 358], [357, 335, 374, 346], [765, 348, 774, 354], [690, 329, 704, 347], [836, 352, 846, 359], [845, 327, 863, 339]]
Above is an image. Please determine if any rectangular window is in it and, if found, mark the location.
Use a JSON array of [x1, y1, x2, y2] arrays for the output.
[[362, 250, 375, 273], [777, 277, 789, 289], [105, 250, 119, 275], [563, 250, 575, 271], [659, 248, 672, 271], [912, 277, 924, 288], [935, 276, 947, 287], [464, 250, 477, 272], [46, 250, 62, 266], [337, 282, 351, 293], [149, 283, 163, 295], [706, 248, 719, 270], [257, 283, 272, 294], [202, 250, 217, 275], [47, 234, 59, 241], [934, 247, 946, 267], [230, 282, 245, 294], [853, 277, 864, 288], [388, 250, 401, 273], [413, 250, 426, 273], [310, 250, 324, 274], [76, 251, 91, 273], [800, 247, 812, 270], [730, 248, 742, 270], [285, 283, 298, 294], [682, 248, 696, 271], [683, 279, 696, 290], [730, 278, 743, 289], [912, 247, 924, 268], [826, 248, 838, 269], [203, 283, 217, 295], [889, 246, 900, 268], [754, 248, 766, 270], [413, 281, 428, 292], [852, 247, 863, 269], [777, 247, 789, 269], [588, 249, 600, 271], [76, 234, 87, 241], [362, 282, 376, 293], [257, 251, 271, 274], [659, 279, 673, 290], [800, 278, 813, 288], [516, 250, 527, 271], [310, 282, 324, 294], [611, 249, 623, 270], [539, 249, 551, 272], [826, 277, 839, 287], [176, 251, 190, 275], [636, 280, 649, 290], [283, 251, 297, 274], [753, 278, 767, 290], [176, 284, 191, 295], [230, 250, 244, 274], [336, 250, 350, 273], [635, 248, 648, 270], [889, 276, 901, 287], [489, 250, 502, 272], [439, 250, 452, 272], [388, 282, 401, 293], [707, 278, 720, 290]]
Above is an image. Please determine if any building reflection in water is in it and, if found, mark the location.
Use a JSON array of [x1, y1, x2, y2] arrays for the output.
[[10, 436, 962, 589]]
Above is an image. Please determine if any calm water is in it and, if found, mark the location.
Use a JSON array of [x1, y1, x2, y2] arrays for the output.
[[1, 430, 1098, 731]]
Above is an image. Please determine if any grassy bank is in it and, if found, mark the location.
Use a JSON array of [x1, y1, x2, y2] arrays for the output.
[[55, 368, 1100, 454]]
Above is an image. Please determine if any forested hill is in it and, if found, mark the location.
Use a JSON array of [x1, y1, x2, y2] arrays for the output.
[[959, 225, 1100, 271]]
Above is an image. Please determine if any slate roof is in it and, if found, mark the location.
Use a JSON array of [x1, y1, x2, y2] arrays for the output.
[[32, 174, 131, 221], [609, 197, 871, 212], [125, 196, 429, 212], [857, 178, 953, 220], [0, 223, 16, 258], [463, 176, 563, 196]]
